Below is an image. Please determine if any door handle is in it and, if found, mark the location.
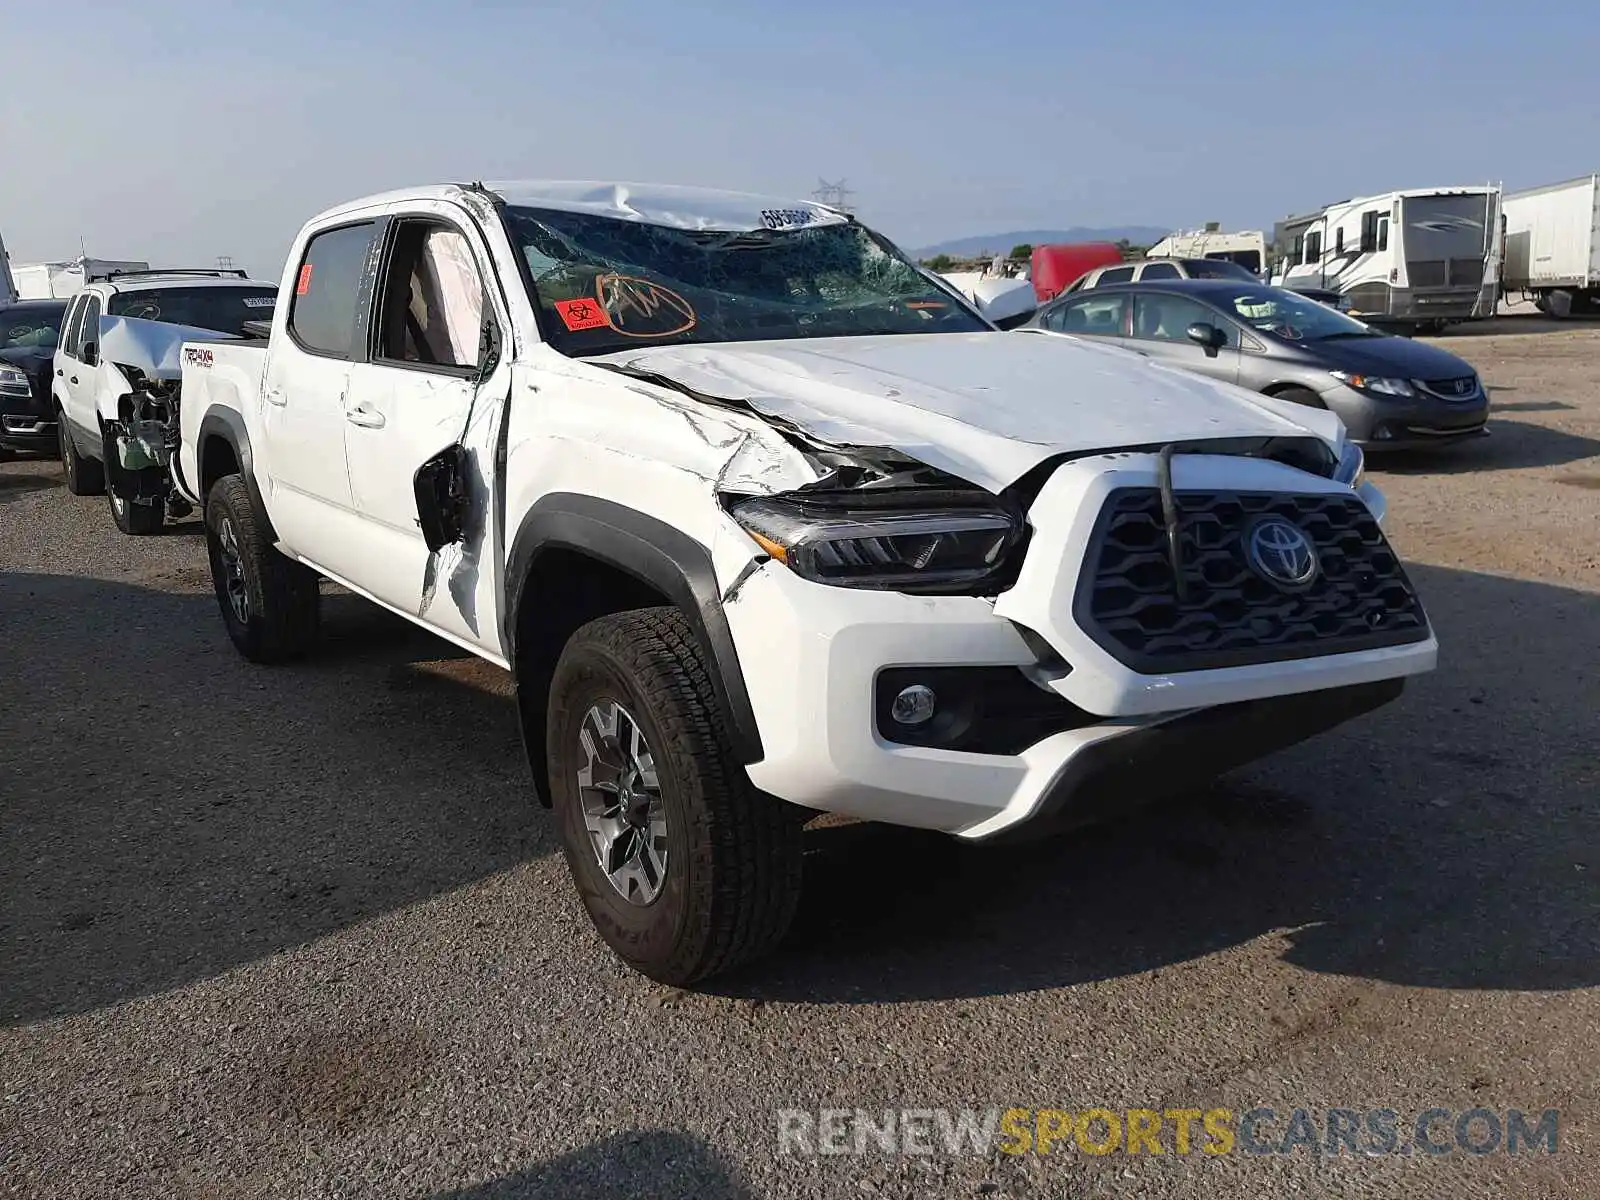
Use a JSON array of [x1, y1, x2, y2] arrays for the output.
[[263, 387, 287, 406], [345, 405, 385, 429]]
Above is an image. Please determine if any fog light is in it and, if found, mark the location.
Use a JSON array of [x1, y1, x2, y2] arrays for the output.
[[890, 684, 937, 726]]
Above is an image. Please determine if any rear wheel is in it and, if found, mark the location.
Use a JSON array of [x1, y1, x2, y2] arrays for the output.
[[58, 416, 104, 496], [204, 473, 320, 662], [546, 607, 804, 985]]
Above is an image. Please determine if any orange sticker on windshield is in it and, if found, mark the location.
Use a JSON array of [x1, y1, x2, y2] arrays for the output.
[[595, 275, 696, 338], [296, 264, 313, 295], [556, 298, 611, 331]]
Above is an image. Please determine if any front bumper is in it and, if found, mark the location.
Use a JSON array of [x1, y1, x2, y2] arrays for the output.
[[0, 412, 58, 452], [718, 459, 1437, 842], [1319, 384, 1489, 447], [979, 677, 1404, 843]]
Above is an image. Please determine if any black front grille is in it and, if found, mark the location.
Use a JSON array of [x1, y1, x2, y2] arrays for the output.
[[1448, 257, 1484, 288], [1408, 259, 1447, 288], [1075, 489, 1429, 673], [1418, 375, 1480, 399]]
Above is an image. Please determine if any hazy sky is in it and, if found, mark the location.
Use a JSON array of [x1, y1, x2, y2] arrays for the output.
[[4, 0, 1596, 280]]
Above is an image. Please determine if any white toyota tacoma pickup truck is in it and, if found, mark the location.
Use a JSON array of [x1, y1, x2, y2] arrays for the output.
[[173, 182, 1437, 985]]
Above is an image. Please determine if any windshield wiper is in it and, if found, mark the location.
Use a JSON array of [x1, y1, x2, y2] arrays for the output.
[[1316, 330, 1382, 340]]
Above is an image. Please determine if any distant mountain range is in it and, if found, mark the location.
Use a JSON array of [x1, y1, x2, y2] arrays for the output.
[[912, 227, 1170, 260]]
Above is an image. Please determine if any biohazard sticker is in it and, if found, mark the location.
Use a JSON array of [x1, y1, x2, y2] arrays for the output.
[[556, 297, 611, 331]]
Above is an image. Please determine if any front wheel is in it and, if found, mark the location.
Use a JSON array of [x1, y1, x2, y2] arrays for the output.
[[546, 607, 804, 985], [204, 473, 320, 662], [108, 489, 164, 535], [1268, 385, 1326, 409]]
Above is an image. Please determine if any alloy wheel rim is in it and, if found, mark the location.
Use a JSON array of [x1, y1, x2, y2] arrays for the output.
[[576, 700, 667, 906], [217, 517, 250, 624]]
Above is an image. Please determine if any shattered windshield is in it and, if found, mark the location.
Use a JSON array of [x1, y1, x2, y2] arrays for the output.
[[0, 304, 65, 350], [504, 206, 988, 355]]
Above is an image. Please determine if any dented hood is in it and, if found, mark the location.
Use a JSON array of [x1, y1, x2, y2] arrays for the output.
[[97, 315, 239, 380], [595, 331, 1342, 493]]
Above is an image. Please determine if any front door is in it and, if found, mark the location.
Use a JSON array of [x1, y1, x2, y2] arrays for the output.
[[59, 292, 102, 449], [339, 214, 512, 656], [259, 220, 378, 565], [1127, 291, 1241, 385]]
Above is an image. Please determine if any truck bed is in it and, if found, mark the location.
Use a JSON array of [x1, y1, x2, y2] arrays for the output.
[[173, 339, 270, 505]]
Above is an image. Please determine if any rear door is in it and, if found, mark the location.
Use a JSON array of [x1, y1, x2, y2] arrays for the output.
[[260, 219, 381, 566], [338, 207, 512, 655], [1126, 290, 1241, 385]]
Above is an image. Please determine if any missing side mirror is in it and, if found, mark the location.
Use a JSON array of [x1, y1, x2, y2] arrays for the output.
[[414, 443, 470, 553]]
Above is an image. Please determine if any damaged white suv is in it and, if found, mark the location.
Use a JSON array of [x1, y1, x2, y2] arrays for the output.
[[173, 183, 1437, 984]]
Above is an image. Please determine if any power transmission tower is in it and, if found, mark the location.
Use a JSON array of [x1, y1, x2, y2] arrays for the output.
[[813, 178, 856, 213]]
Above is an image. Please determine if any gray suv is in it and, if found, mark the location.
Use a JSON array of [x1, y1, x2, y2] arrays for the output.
[[1023, 279, 1489, 449]]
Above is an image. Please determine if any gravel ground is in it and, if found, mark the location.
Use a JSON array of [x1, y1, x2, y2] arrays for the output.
[[2, 317, 1596, 1199]]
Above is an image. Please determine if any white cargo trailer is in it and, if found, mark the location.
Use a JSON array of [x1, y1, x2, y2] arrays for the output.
[[10, 257, 151, 300], [1501, 173, 1600, 316]]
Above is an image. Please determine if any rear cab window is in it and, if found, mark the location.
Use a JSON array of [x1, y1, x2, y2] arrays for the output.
[[1097, 266, 1135, 285], [1137, 262, 1182, 280], [289, 223, 379, 358]]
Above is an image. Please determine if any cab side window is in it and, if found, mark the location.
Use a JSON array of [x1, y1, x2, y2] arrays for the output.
[[374, 221, 491, 371], [77, 295, 103, 363], [59, 296, 86, 359], [1138, 262, 1182, 280], [1046, 293, 1128, 336], [1097, 266, 1135, 285], [289, 222, 377, 359], [1132, 294, 1236, 346]]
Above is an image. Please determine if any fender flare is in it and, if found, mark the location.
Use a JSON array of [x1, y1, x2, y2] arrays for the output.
[[505, 493, 764, 766], [196, 407, 278, 543]]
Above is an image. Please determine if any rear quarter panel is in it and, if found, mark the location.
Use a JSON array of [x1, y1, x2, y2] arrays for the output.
[[176, 341, 269, 504]]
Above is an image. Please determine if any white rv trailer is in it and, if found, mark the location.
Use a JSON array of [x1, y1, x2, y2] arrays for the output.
[[0, 230, 15, 304], [1146, 229, 1268, 274], [1269, 186, 1502, 331], [1501, 173, 1600, 316], [10, 257, 151, 300]]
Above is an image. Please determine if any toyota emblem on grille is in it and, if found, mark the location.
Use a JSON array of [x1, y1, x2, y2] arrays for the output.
[[1245, 518, 1319, 589]]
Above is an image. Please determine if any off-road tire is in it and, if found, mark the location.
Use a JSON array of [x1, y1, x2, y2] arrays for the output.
[[109, 489, 164, 535], [59, 414, 104, 495], [547, 607, 804, 985], [204, 473, 320, 663]]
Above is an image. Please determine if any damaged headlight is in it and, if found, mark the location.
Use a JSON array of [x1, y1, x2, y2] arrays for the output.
[[730, 491, 1024, 592]]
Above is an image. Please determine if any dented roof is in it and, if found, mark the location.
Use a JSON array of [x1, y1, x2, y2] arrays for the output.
[[308, 182, 851, 235]]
